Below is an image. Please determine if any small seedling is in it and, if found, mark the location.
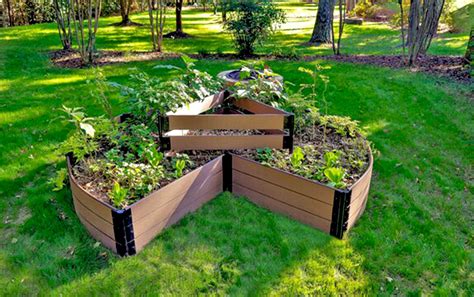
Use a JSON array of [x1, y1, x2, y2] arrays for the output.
[[174, 159, 186, 178], [324, 167, 346, 188], [110, 181, 128, 208], [50, 168, 68, 191], [290, 146, 304, 168]]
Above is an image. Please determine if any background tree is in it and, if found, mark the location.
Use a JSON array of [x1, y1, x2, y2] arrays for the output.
[[164, 0, 189, 38], [148, 0, 166, 51], [406, 0, 445, 65], [463, 27, 473, 66], [309, 0, 336, 44], [53, 0, 73, 50], [336, 0, 345, 55], [224, 0, 285, 56], [117, 0, 134, 25], [70, 0, 102, 64]]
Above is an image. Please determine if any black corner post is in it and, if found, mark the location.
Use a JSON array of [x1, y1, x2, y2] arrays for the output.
[[158, 115, 170, 152], [222, 152, 233, 192], [330, 190, 352, 239], [283, 113, 294, 152], [112, 208, 136, 257]]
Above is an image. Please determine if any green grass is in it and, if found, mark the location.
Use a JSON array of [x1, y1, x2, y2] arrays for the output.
[[0, 4, 473, 296]]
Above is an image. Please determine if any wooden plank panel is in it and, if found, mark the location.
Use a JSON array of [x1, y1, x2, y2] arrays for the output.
[[232, 155, 334, 205], [134, 181, 222, 252], [168, 114, 284, 130], [132, 171, 222, 238], [72, 195, 115, 239], [347, 197, 368, 230], [233, 184, 331, 233], [233, 170, 333, 220], [170, 135, 284, 151], [130, 156, 223, 221], [348, 179, 371, 211], [349, 153, 373, 198], [76, 209, 117, 252], [232, 98, 287, 115], [167, 92, 225, 115], [69, 176, 114, 223]]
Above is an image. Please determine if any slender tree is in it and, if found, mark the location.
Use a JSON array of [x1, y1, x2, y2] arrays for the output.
[[53, 0, 73, 50], [336, 0, 345, 55], [309, 0, 336, 44], [148, 0, 166, 51], [406, 0, 445, 65], [463, 27, 473, 66], [164, 0, 189, 38], [70, 0, 102, 65], [398, 0, 406, 60]]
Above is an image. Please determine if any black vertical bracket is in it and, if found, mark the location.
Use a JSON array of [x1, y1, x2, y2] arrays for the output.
[[222, 152, 233, 192], [330, 190, 352, 239], [112, 208, 136, 257], [283, 113, 294, 153]]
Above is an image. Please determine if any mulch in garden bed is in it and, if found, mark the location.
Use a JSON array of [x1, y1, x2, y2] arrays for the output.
[[50, 49, 471, 83]]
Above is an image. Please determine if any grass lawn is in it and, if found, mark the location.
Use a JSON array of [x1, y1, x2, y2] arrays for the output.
[[0, 4, 473, 295]]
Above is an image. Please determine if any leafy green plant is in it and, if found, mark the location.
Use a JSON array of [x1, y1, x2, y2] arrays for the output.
[[50, 168, 68, 191], [323, 151, 341, 168], [320, 115, 360, 137], [324, 167, 346, 189], [256, 147, 274, 164], [153, 55, 223, 101], [224, 0, 286, 56], [144, 146, 164, 168], [290, 146, 304, 168], [58, 105, 96, 137], [173, 159, 186, 178], [109, 181, 128, 208], [89, 68, 115, 125]]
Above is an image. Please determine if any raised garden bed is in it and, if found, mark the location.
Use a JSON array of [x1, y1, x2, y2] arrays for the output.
[[67, 149, 372, 256], [161, 92, 294, 151], [62, 65, 374, 256], [217, 69, 284, 86]]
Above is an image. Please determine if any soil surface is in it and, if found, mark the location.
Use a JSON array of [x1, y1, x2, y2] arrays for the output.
[[50, 49, 471, 83], [73, 125, 370, 207]]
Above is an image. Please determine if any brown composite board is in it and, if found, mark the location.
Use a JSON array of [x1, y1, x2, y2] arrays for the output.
[[134, 180, 222, 252], [75, 207, 117, 252], [68, 170, 114, 224], [231, 155, 334, 205], [232, 170, 333, 220], [169, 135, 284, 151], [232, 98, 287, 115], [132, 171, 222, 238], [72, 195, 115, 239], [347, 197, 369, 229], [130, 156, 223, 220], [168, 114, 284, 130], [167, 92, 225, 115], [233, 183, 331, 233]]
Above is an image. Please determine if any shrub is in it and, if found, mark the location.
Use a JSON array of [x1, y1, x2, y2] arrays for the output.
[[352, 2, 383, 20], [224, 0, 286, 56]]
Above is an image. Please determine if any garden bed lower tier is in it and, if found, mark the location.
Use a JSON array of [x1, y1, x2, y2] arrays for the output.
[[67, 151, 373, 256]]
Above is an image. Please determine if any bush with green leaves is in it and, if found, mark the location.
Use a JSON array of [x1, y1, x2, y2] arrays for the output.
[[224, 0, 286, 56]]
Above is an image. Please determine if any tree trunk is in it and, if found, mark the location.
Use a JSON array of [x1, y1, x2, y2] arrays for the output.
[[336, 0, 345, 55], [53, 0, 72, 50], [309, 0, 336, 44], [407, 0, 444, 65], [176, 0, 183, 33], [463, 27, 473, 66], [399, 0, 406, 59], [407, 0, 420, 47], [345, 0, 356, 12], [119, 0, 133, 25], [5, 0, 14, 26]]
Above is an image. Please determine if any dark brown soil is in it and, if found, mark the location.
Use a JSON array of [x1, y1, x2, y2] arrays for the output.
[[72, 124, 370, 207], [50, 49, 471, 83], [49, 49, 180, 68], [187, 129, 269, 136]]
